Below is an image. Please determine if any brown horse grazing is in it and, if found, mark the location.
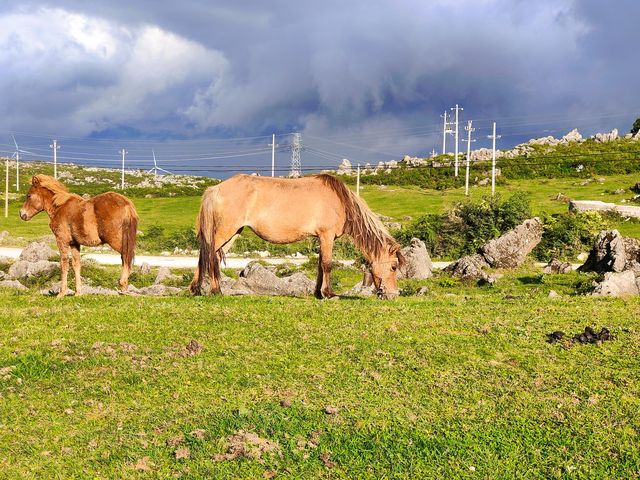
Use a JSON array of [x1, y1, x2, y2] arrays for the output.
[[190, 174, 404, 299], [19, 175, 138, 297]]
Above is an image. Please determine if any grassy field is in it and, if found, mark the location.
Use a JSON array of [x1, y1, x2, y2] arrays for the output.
[[2, 172, 639, 247], [1, 268, 639, 478]]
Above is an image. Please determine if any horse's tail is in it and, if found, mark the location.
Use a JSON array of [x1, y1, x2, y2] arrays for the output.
[[190, 189, 221, 295], [121, 204, 138, 269]]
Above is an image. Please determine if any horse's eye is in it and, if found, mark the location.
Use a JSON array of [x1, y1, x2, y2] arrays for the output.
[[391, 265, 397, 272]]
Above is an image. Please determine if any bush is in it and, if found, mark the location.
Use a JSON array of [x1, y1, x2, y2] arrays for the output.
[[396, 193, 531, 259], [533, 211, 613, 262]]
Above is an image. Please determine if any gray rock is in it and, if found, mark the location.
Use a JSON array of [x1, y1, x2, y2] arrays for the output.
[[19, 241, 56, 262], [0, 279, 27, 290], [444, 254, 491, 282], [579, 230, 629, 273], [548, 290, 560, 298], [594, 129, 619, 143], [480, 218, 543, 268], [41, 282, 75, 296], [154, 267, 178, 284], [398, 238, 432, 280], [137, 284, 182, 296], [591, 270, 639, 297], [234, 262, 314, 296], [542, 258, 573, 274], [139, 262, 152, 275], [9, 260, 58, 279], [561, 128, 583, 143], [82, 285, 120, 295], [345, 280, 377, 297]]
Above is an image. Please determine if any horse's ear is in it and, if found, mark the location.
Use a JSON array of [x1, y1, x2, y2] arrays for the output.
[[396, 249, 406, 268], [31, 175, 40, 186]]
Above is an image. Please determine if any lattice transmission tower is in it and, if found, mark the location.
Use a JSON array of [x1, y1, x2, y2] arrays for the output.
[[289, 132, 301, 178]]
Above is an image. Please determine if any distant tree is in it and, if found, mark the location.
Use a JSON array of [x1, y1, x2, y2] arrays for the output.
[[631, 117, 640, 135]]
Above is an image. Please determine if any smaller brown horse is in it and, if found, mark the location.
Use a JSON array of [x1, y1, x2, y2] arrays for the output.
[[20, 175, 138, 297]]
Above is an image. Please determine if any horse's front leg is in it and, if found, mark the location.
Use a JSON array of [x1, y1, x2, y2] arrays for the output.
[[314, 252, 324, 299], [57, 243, 70, 298], [318, 234, 336, 298], [70, 244, 82, 296]]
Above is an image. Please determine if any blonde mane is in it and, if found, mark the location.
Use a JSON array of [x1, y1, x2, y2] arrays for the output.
[[318, 174, 400, 259], [33, 174, 81, 207]]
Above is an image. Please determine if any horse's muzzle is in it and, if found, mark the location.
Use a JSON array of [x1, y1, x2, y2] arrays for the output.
[[377, 288, 399, 300], [19, 210, 28, 221]]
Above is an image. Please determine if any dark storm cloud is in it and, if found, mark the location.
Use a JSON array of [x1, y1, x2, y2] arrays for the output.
[[0, 0, 638, 158]]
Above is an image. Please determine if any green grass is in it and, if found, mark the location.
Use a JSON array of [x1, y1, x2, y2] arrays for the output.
[[0, 271, 639, 478]]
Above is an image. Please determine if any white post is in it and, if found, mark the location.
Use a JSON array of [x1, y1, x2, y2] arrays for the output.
[[451, 104, 463, 177], [464, 120, 475, 196], [269, 134, 276, 177], [120, 149, 127, 189], [356, 163, 361, 197], [488, 122, 501, 196], [49, 140, 60, 179], [15, 150, 19, 191], [4, 157, 8, 218], [441, 111, 448, 155]]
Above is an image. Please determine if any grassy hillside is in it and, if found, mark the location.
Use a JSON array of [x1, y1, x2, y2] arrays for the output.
[[1, 270, 639, 478]]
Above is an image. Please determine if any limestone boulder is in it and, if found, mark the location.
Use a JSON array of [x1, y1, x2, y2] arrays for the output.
[[591, 270, 640, 297], [398, 238, 432, 280], [9, 260, 58, 279], [19, 241, 56, 262], [480, 218, 543, 268]]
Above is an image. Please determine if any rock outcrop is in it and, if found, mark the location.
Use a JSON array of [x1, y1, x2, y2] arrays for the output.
[[19, 241, 56, 262], [445, 218, 543, 282], [228, 262, 315, 297], [542, 258, 573, 274], [398, 238, 432, 280], [591, 270, 640, 297], [578, 230, 639, 273]]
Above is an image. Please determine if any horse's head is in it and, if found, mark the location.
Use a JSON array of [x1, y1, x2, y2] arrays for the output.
[[20, 176, 47, 221], [369, 245, 404, 299]]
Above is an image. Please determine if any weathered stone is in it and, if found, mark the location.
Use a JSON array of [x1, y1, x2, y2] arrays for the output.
[[137, 284, 182, 296], [542, 258, 573, 274], [139, 262, 152, 275], [9, 260, 58, 279], [345, 280, 376, 297], [41, 282, 75, 296], [444, 254, 491, 282], [0, 279, 27, 290], [594, 129, 619, 143], [154, 267, 179, 285], [233, 262, 314, 296], [398, 238, 432, 280], [336, 159, 352, 175], [82, 285, 120, 295], [480, 218, 543, 268], [561, 128, 583, 143], [579, 230, 628, 273], [548, 290, 560, 298], [591, 270, 639, 297], [19, 241, 56, 262]]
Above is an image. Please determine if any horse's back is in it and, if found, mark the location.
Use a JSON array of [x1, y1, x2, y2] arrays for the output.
[[88, 192, 138, 244]]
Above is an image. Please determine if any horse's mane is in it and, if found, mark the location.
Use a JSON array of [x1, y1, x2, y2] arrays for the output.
[[317, 174, 400, 259], [33, 174, 81, 207]]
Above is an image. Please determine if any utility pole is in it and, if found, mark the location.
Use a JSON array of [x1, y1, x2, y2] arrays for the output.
[[463, 120, 475, 196], [487, 122, 501, 196], [4, 156, 8, 218], [356, 163, 361, 196], [451, 104, 463, 177], [49, 140, 60, 179], [268, 134, 278, 177], [441, 111, 453, 155], [289, 133, 301, 178], [119, 149, 127, 189]]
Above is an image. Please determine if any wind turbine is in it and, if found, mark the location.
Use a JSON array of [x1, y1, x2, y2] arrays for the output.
[[148, 149, 172, 177], [11, 135, 34, 191]]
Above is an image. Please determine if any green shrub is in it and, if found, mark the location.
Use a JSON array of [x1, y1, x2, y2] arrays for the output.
[[396, 193, 531, 259], [533, 211, 612, 261]]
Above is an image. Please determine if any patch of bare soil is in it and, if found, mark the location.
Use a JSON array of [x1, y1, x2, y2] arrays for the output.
[[213, 430, 281, 462]]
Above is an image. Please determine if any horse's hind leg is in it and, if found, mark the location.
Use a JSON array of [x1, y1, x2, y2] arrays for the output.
[[70, 244, 82, 296], [118, 255, 131, 292]]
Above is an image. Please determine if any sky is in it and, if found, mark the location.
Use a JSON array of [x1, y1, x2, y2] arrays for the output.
[[0, 0, 639, 175]]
